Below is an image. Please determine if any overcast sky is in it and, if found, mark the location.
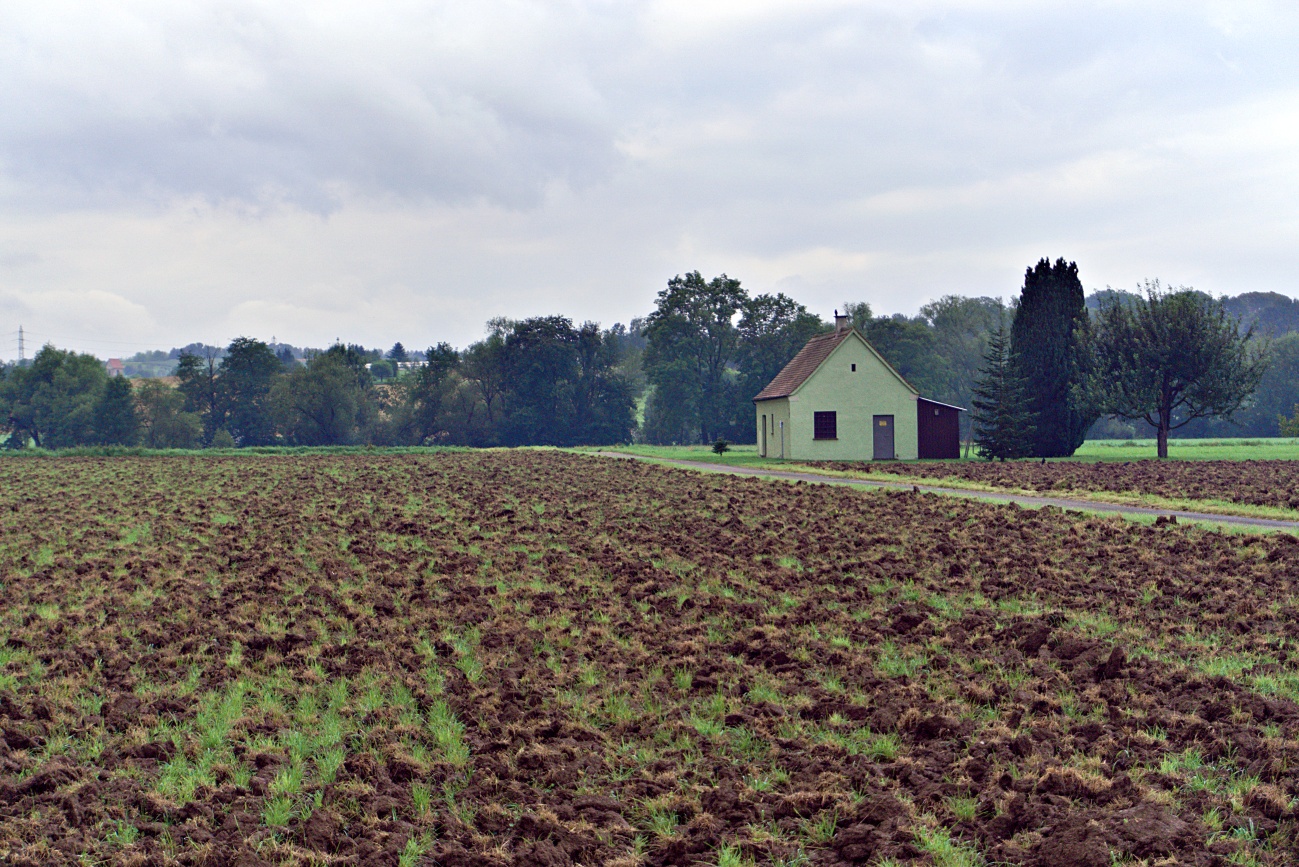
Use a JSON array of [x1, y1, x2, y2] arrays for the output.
[[1, 1, 1297, 359]]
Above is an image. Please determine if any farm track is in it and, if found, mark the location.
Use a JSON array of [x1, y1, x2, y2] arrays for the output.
[[598, 452, 1299, 532], [2, 452, 1299, 865]]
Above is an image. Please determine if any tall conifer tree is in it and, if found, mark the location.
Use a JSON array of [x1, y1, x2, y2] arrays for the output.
[[1010, 258, 1095, 456], [972, 319, 1035, 460]]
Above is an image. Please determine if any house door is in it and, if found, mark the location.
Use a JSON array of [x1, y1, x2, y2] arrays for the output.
[[760, 415, 767, 457], [873, 415, 895, 460]]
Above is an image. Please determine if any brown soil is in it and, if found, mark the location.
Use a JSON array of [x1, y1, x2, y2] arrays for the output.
[[814, 458, 1299, 510], [0, 451, 1297, 864]]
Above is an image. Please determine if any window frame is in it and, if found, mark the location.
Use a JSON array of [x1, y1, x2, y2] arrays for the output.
[[813, 411, 838, 440]]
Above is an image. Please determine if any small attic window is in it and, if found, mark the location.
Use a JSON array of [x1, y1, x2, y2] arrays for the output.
[[851, 363, 857, 372]]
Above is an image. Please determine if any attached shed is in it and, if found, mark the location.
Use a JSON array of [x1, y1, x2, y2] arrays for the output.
[[917, 398, 963, 459], [754, 315, 964, 461]]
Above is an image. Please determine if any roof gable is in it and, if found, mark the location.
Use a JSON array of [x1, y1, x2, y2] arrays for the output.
[[753, 328, 917, 401], [752, 330, 849, 401]]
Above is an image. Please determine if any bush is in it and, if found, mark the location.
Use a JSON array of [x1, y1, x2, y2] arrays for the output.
[[210, 429, 237, 449], [1280, 405, 1299, 438], [711, 438, 730, 455]]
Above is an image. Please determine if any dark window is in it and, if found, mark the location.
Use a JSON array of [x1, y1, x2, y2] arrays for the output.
[[814, 411, 837, 440], [851, 363, 856, 372]]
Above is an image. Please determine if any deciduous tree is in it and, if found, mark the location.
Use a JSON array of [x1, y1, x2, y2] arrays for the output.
[[920, 295, 1008, 446], [176, 347, 224, 444], [843, 301, 953, 400], [271, 345, 374, 445], [0, 346, 108, 448], [863, 314, 947, 397], [643, 272, 746, 444], [1279, 405, 1299, 438], [571, 322, 636, 446], [93, 377, 140, 446], [398, 342, 460, 444], [219, 337, 281, 446], [736, 294, 825, 411], [136, 380, 203, 448], [1090, 282, 1270, 458], [498, 316, 580, 446], [461, 326, 510, 437]]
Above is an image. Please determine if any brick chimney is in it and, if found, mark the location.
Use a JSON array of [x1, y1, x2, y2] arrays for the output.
[[834, 309, 850, 333]]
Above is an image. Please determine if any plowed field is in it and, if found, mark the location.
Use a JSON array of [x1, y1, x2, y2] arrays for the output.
[[816, 459, 1299, 511], [3, 452, 1299, 866]]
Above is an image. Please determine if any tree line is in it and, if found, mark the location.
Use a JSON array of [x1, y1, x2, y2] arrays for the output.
[[0, 320, 639, 449], [971, 259, 1271, 460], [0, 262, 1291, 454]]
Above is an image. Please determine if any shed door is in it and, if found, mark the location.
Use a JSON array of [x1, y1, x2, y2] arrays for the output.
[[873, 415, 895, 460]]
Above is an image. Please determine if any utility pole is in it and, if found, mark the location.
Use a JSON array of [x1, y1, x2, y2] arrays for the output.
[[17, 325, 24, 364]]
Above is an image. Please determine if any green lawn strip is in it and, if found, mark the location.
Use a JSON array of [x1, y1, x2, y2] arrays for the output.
[[1075, 438, 1299, 461], [580, 437, 1299, 464], [574, 444, 776, 468]]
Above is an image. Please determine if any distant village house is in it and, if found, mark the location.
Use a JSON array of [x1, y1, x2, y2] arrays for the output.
[[754, 313, 962, 460]]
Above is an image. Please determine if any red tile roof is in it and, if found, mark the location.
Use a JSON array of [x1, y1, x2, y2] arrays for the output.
[[753, 329, 852, 401]]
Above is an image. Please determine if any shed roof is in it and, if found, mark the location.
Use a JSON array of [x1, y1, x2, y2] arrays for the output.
[[917, 396, 967, 413]]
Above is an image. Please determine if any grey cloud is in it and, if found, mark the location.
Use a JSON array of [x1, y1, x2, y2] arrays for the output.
[[601, 3, 1299, 260], [5, 2, 1295, 216], [1, 2, 623, 210], [0, 1, 1297, 355]]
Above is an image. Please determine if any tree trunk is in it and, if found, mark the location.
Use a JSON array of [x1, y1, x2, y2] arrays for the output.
[[1157, 408, 1171, 459]]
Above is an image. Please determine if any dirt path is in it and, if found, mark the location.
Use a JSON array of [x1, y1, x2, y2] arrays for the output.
[[593, 451, 1299, 532]]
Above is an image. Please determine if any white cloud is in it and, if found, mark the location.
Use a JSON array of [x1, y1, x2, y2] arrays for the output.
[[0, 1, 1297, 357]]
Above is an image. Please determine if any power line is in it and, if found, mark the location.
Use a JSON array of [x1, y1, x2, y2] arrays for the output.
[[16, 330, 182, 350]]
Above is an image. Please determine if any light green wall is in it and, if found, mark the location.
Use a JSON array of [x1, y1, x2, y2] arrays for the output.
[[757, 332, 919, 460], [755, 399, 791, 458]]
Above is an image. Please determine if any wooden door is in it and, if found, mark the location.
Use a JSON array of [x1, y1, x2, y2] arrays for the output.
[[873, 415, 895, 460]]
